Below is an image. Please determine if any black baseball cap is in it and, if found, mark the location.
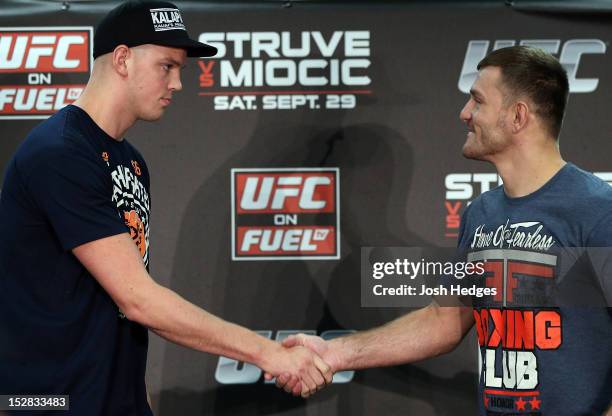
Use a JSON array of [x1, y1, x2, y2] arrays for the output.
[[93, 0, 217, 59]]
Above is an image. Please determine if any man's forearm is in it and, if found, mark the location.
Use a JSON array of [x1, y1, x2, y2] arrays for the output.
[[129, 281, 333, 396], [73, 233, 332, 396], [329, 303, 474, 371], [74, 234, 276, 367], [127, 281, 278, 368]]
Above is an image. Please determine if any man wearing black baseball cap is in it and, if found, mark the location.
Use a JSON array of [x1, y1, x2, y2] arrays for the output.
[[93, 0, 217, 59], [0, 1, 331, 414]]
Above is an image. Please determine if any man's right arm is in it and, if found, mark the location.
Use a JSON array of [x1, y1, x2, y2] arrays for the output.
[[320, 205, 477, 370], [73, 233, 332, 396], [275, 300, 474, 392], [330, 302, 474, 371]]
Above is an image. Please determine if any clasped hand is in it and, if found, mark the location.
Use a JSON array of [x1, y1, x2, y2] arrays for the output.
[[263, 334, 339, 398]]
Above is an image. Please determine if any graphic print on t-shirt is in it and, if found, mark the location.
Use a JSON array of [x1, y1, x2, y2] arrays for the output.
[[110, 163, 150, 267], [467, 219, 561, 415], [123, 210, 146, 257]]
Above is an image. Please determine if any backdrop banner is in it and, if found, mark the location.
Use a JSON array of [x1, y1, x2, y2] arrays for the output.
[[1, 1, 611, 414]]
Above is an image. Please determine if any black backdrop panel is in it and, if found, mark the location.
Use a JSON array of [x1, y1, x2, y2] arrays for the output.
[[1, 2, 610, 414]]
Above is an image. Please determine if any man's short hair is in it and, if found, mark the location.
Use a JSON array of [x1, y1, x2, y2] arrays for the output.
[[477, 45, 569, 139]]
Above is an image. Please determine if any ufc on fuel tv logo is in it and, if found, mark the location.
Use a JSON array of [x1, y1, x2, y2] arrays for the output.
[[0, 27, 92, 119], [458, 39, 606, 94], [231, 168, 340, 260]]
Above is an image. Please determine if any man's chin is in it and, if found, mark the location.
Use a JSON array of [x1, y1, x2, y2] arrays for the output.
[[462, 144, 487, 161], [139, 111, 165, 122]]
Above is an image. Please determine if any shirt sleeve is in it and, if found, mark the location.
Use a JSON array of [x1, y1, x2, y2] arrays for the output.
[[25, 145, 129, 251], [456, 202, 472, 249], [586, 211, 612, 306]]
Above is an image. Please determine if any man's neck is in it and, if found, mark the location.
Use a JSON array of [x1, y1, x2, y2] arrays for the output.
[[492, 139, 566, 198], [72, 80, 135, 141]]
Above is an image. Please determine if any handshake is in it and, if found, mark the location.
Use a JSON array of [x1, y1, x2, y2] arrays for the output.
[[261, 334, 343, 398]]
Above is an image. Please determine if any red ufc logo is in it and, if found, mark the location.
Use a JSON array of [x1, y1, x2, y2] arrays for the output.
[[235, 171, 336, 214], [0, 30, 90, 73]]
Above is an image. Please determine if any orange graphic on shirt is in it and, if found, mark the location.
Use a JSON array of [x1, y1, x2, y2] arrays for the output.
[[102, 152, 109, 162], [131, 160, 142, 176], [123, 210, 146, 257]]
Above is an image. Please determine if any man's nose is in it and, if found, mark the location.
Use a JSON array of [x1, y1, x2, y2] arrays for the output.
[[459, 100, 473, 123], [170, 72, 182, 91]]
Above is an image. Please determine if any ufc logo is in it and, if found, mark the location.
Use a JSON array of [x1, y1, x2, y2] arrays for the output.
[[231, 168, 340, 260], [240, 176, 332, 211], [0, 30, 90, 72], [458, 39, 606, 93]]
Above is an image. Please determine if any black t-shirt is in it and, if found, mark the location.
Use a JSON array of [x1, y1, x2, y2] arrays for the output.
[[0, 105, 152, 415]]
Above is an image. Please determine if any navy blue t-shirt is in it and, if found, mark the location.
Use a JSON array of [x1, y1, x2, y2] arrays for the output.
[[0, 105, 152, 415], [458, 163, 612, 415]]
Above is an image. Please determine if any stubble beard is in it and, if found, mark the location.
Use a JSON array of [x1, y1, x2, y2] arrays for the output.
[[462, 131, 490, 161], [462, 118, 508, 161]]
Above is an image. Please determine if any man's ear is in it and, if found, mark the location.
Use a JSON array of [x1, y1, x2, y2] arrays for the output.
[[111, 45, 130, 77], [511, 100, 530, 134]]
